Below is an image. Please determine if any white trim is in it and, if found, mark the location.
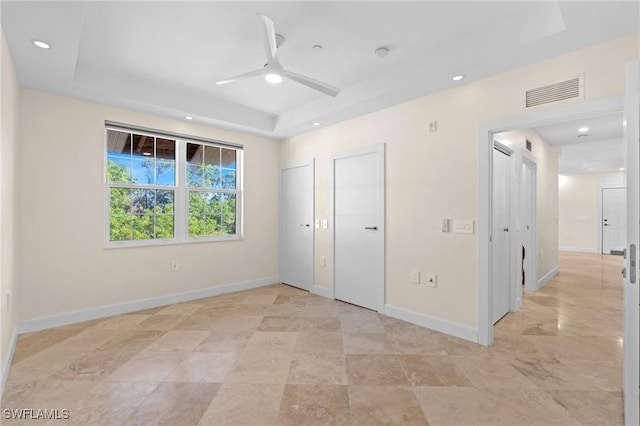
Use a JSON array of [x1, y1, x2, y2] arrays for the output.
[[559, 246, 598, 254], [597, 176, 625, 254], [384, 304, 478, 343], [331, 144, 386, 313], [478, 95, 624, 346], [279, 159, 315, 292], [311, 286, 332, 299], [535, 265, 559, 291], [1, 328, 18, 393], [17, 276, 278, 334]]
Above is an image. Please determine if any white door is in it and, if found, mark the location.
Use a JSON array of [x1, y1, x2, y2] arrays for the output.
[[333, 144, 385, 312], [602, 187, 627, 254], [623, 60, 639, 426], [492, 146, 511, 323], [521, 156, 537, 292], [280, 161, 314, 291]]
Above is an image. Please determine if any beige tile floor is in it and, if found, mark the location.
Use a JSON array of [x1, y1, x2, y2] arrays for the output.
[[1, 252, 623, 425]]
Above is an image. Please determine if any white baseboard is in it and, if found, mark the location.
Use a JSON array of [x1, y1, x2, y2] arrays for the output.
[[559, 246, 598, 254], [17, 276, 278, 334], [383, 304, 478, 343], [1, 328, 18, 393], [536, 266, 559, 291], [311, 285, 332, 299]]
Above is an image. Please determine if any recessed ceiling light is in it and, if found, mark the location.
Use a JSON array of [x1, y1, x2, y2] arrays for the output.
[[313, 122, 321, 126], [185, 116, 193, 120], [32, 40, 50, 49], [452, 75, 464, 81], [578, 127, 589, 132]]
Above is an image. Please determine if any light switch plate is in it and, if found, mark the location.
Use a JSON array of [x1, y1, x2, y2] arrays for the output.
[[315, 219, 320, 229], [322, 219, 328, 229], [454, 220, 474, 234]]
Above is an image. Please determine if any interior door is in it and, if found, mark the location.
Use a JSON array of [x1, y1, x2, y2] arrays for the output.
[[623, 60, 639, 426], [280, 161, 314, 291], [602, 187, 627, 254], [492, 146, 511, 323], [333, 145, 385, 312]]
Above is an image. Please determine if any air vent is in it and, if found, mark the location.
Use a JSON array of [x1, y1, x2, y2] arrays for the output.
[[525, 75, 583, 108]]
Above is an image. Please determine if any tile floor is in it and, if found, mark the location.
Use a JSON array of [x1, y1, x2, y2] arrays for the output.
[[1, 252, 623, 425]]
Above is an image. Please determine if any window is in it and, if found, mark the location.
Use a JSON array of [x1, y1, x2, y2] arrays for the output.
[[105, 125, 242, 247]]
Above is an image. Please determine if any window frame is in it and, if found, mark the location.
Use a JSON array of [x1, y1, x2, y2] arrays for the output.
[[104, 123, 243, 248]]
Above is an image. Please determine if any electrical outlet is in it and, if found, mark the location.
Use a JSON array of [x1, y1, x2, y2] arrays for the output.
[[426, 273, 437, 287], [171, 260, 179, 272], [411, 271, 420, 284]]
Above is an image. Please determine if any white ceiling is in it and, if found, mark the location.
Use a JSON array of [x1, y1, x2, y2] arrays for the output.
[[532, 112, 625, 174], [2, 1, 638, 139]]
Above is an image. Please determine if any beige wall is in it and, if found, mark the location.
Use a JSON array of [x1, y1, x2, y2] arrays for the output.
[[559, 172, 623, 252], [1, 28, 20, 382], [497, 129, 561, 281], [280, 34, 638, 328], [17, 90, 280, 321]]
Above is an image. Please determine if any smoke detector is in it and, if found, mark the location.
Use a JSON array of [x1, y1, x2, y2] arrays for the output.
[[374, 47, 389, 58]]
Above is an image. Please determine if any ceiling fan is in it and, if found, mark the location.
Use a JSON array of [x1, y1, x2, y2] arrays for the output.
[[216, 14, 341, 97]]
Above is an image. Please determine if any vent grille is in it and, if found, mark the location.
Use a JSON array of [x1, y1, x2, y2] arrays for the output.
[[525, 76, 583, 108]]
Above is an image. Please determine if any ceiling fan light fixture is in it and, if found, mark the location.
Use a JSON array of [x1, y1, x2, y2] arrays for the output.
[[265, 72, 283, 84]]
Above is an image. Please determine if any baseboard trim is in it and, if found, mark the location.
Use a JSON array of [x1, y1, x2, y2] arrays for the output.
[[17, 276, 278, 334], [384, 304, 478, 343], [559, 246, 598, 254], [536, 266, 559, 291], [1, 328, 18, 394], [311, 286, 332, 299]]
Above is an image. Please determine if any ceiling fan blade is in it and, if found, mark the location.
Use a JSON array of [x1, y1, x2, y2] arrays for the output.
[[216, 68, 264, 86], [257, 13, 278, 63], [284, 70, 341, 97]]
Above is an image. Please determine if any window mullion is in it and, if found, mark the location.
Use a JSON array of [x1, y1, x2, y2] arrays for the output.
[[176, 140, 186, 241]]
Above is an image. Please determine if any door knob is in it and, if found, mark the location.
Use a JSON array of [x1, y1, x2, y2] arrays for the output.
[[503, 228, 509, 232], [364, 226, 378, 230], [299, 224, 310, 227]]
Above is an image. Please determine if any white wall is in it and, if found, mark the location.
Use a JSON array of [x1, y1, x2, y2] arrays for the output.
[[17, 90, 280, 322], [280, 34, 638, 329], [1, 27, 20, 387], [559, 172, 623, 252]]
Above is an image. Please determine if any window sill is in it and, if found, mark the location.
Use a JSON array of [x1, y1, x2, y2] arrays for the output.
[[104, 235, 243, 249]]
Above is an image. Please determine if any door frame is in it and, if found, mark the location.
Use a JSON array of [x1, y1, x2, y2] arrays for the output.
[[330, 144, 386, 312], [279, 159, 315, 292], [521, 150, 538, 293], [478, 95, 623, 346], [597, 176, 625, 254], [622, 60, 639, 426]]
